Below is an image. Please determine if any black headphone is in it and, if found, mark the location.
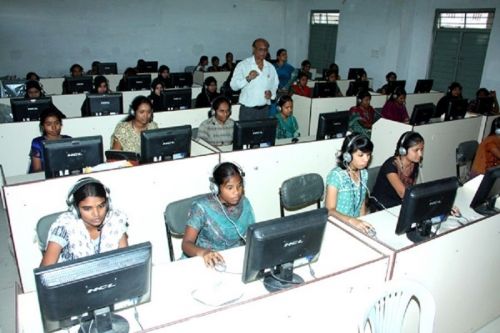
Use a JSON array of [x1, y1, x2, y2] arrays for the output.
[[210, 96, 232, 117], [397, 131, 414, 156], [342, 134, 364, 164], [66, 177, 111, 219], [209, 162, 245, 196]]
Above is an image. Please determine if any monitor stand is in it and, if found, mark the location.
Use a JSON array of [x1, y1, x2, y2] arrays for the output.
[[406, 220, 433, 243], [473, 200, 500, 217], [79, 308, 129, 333], [263, 262, 304, 293]]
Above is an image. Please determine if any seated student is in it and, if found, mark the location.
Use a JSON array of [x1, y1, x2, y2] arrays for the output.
[[221, 52, 235, 71], [195, 55, 209, 72], [135, 59, 146, 72], [381, 87, 409, 123], [291, 71, 312, 97], [40, 177, 128, 266], [29, 106, 71, 173], [468, 88, 499, 115], [328, 63, 341, 80], [207, 56, 222, 72], [181, 162, 255, 266], [435, 81, 464, 118], [148, 78, 165, 112], [197, 96, 234, 146], [376, 71, 397, 95], [116, 67, 138, 92], [25, 71, 40, 81], [470, 117, 500, 177], [111, 95, 158, 153], [349, 90, 376, 138], [325, 134, 374, 234], [195, 76, 221, 108], [24, 80, 45, 99], [62, 63, 84, 94], [87, 61, 100, 75], [300, 60, 312, 79], [371, 131, 424, 210], [157, 65, 173, 88], [275, 95, 300, 139], [346, 69, 372, 96], [274, 48, 295, 94], [325, 70, 343, 97], [80, 75, 112, 115]]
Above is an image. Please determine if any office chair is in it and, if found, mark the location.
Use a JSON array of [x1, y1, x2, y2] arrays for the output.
[[36, 212, 64, 253], [358, 279, 436, 333], [164, 194, 207, 261], [456, 140, 478, 184], [279, 173, 324, 217], [367, 166, 381, 194]]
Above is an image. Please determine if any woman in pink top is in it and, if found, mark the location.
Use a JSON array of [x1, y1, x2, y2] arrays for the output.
[[381, 87, 409, 123]]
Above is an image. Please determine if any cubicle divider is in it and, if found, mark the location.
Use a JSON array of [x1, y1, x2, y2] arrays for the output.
[[220, 138, 343, 222], [290, 94, 312, 136], [4, 153, 220, 293], [370, 118, 412, 167], [405, 91, 444, 117], [0, 105, 241, 179]]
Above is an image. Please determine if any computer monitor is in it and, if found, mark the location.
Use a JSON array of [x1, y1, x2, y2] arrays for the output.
[[34, 242, 152, 333], [232, 118, 277, 150], [312, 82, 339, 98], [10, 97, 52, 122], [474, 96, 495, 115], [347, 68, 365, 80], [470, 166, 500, 216], [346, 80, 369, 97], [138, 61, 158, 73], [140, 125, 192, 163], [385, 80, 406, 96], [161, 88, 192, 111], [125, 75, 152, 91], [97, 62, 118, 75], [64, 76, 93, 94], [413, 79, 434, 93], [395, 177, 459, 242], [242, 208, 327, 292], [409, 103, 435, 126], [316, 111, 349, 140], [445, 98, 468, 121], [82, 93, 123, 117], [43, 135, 104, 178], [170, 72, 193, 88]]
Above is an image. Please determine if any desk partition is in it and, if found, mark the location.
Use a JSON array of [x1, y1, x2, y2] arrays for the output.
[[370, 118, 412, 167], [17, 222, 390, 332], [330, 176, 500, 333]]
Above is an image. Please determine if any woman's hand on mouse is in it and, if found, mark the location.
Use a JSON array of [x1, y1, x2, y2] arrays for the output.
[[202, 249, 225, 268]]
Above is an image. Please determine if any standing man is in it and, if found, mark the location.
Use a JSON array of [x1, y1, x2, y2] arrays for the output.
[[230, 38, 279, 120]]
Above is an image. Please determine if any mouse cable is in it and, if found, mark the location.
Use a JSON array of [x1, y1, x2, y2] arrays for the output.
[[133, 298, 144, 331]]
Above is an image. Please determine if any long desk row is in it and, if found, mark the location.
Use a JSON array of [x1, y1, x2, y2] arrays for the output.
[[11, 157, 499, 332]]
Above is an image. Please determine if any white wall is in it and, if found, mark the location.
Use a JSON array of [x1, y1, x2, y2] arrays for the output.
[[0, 0, 286, 77], [1, 1, 498, 92]]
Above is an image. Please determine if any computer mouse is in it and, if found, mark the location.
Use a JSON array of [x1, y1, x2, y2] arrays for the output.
[[214, 261, 227, 272], [367, 227, 377, 238]]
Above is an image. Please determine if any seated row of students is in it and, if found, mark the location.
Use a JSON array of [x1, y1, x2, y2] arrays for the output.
[[195, 53, 236, 73], [38, 131, 446, 267]]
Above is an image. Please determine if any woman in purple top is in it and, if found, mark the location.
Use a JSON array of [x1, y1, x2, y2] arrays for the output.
[[381, 87, 409, 123]]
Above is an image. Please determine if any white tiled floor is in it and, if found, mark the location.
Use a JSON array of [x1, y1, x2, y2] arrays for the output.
[[1, 205, 498, 333]]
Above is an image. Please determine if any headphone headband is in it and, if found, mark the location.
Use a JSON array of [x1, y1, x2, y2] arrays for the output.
[[209, 162, 245, 195], [397, 131, 414, 156], [342, 134, 364, 164], [66, 177, 111, 218]]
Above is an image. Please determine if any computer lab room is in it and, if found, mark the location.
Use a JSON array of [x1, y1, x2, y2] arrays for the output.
[[0, 0, 499, 332]]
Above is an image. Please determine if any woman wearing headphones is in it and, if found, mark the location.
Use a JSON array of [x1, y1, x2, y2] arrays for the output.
[[195, 76, 221, 108], [197, 96, 235, 146], [435, 81, 464, 118], [29, 106, 70, 173], [148, 78, 165, 112], [470, 118, 500, 177], [275, 95, 300, 139], [111, 95, 158, 153], [381, 87, 409, 123], [40, 178, 128, 266], [182, 162, 255, 267], [325, 134, 374, 234], [371, 131, 424, 210], [348, 90, 376, 138], [80, 76, 112, 115]]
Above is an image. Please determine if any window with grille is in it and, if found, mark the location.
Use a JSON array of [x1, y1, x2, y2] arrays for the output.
[[311, 11, 339, 25], [436, 10, 495, 29]]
